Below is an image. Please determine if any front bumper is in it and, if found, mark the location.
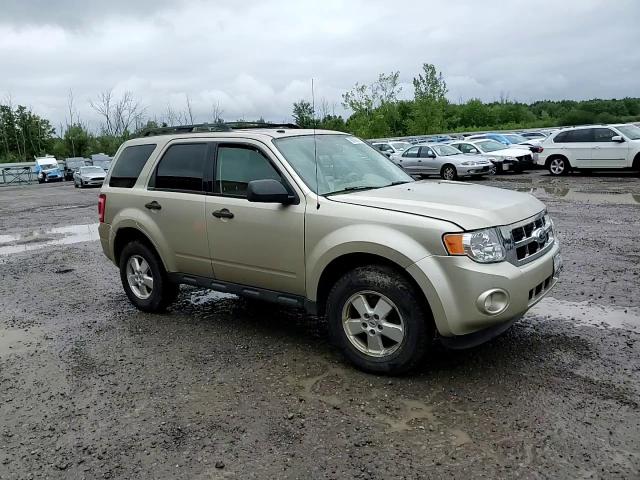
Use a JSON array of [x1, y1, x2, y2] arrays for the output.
[[458, 164, 492, 176], [407, 241, 560, 338], [82, 178, 105, 186]]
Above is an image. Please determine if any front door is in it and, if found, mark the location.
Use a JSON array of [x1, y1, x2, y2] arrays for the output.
[[589, 128, 629, 168], [398, 146, 420, 173], [205, 142, 306, 295], [418, 146, 439, 174]]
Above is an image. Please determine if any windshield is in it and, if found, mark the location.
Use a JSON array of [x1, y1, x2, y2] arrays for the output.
[[274, 134, 413, 195], [504, 134, 527, 143], [390, 142, 412, 151], [616, 125, 640, 140], [432, 144, 461, 156], [80, 166, 104, 174], [475, 140, 506, 152]]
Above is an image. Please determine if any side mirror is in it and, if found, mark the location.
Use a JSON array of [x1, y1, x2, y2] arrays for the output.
[[611, 135, 624, 143], [470, 148, 479, 154], [427, 152, 436, 158], [247, 179, 294, 204]]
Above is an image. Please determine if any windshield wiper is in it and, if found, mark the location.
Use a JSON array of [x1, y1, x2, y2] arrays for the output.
[[324, 185, 380, 196]]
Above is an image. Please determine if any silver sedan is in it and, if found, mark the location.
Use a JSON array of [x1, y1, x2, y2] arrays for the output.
[[390, 143, 494, 180], [73, 166, 106, 188]]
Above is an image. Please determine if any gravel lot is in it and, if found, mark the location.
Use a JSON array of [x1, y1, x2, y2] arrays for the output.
[[1, 170, 639, 479]]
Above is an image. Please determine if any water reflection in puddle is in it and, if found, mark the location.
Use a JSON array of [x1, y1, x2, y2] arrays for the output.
[[528, 297, 640, 333], [189, 289, 237, 305], [0, 224, 99, 255], [516, 186, 640, 205]]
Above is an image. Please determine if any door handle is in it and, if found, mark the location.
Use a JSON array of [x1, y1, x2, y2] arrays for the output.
[[145, 201, 162, 210], [212, 208, 234, 219]]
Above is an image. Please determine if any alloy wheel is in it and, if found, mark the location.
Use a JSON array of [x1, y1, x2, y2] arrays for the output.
[[550, 158, 565, 175], [443, 166, 456, 180], [342, 291, 405, 358], [126, 255, 154, 300]]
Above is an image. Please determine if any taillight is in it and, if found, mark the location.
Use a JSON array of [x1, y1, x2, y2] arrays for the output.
[[538, 147, 544, 153], [98, 194, 106, 223]]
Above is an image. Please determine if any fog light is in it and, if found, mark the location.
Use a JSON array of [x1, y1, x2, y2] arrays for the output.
[[476, 289, 509, 315]]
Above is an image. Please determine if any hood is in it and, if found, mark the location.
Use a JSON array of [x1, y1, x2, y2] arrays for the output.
[[445, 153, 492, 164], [83, 173, 106, 179], [491, 147, 531, 158], [330, 181, 545, 230]]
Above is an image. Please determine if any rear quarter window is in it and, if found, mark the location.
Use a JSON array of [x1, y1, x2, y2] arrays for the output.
[[109, 144, 157, 188]]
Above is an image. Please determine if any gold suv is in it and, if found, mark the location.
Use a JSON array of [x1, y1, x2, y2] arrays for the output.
[[98, 124, 561, 374]]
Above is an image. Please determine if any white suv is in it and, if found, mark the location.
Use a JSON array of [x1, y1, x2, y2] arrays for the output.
[[538, 124, 640, 175]]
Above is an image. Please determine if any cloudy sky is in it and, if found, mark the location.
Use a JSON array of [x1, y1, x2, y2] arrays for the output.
[[1, 0, 639, 130]]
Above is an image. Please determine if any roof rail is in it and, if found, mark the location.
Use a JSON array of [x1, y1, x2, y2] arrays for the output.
[[137, 122, 300, 138]]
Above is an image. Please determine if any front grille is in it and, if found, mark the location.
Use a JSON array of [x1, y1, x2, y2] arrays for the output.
[[528, 274, 554, 305], [503, 212, 554, 266]]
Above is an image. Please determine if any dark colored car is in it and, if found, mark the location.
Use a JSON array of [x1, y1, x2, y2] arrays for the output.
[[63, 157, 89, 180]]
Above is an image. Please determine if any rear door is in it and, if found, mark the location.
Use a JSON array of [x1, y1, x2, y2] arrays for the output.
[[205, 141, 306, 295], [590, 128, 629, 168], [141, 141, 213, 278]]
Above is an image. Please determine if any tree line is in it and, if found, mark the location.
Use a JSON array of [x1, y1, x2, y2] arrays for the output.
[[2, 63, 640, 163], [293, 63, 640, 139]]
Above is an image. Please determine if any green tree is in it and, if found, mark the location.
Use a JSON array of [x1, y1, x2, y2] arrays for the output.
[[292, 100, 315, 128]]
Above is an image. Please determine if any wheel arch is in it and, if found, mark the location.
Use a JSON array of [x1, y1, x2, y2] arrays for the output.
[[313, 252, 433, 323], [113, 226, 168, 271], [545, 153, 571, 168], [633, 152, 640, 171]]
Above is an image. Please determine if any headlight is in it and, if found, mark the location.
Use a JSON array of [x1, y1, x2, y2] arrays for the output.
[[461, 161, 478, 166], [443, 228, 506, 263], [486, 157, 497, 163], [504, 156, 517, 161]]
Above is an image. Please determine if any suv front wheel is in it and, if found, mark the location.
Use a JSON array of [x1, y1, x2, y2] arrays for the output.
[[119, 241, 179, 312], [327, 265, 431, 374]]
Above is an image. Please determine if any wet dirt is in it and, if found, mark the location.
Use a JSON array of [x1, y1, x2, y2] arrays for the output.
[[0, 173, 639, 478]]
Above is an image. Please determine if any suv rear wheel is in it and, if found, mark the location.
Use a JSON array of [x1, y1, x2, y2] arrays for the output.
[[119, 241, 179, 312], [327, 265, 431, 374], [548, 157, 569, 176]]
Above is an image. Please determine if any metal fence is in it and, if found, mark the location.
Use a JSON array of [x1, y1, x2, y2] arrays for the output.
[[0, 162, 37, 186]]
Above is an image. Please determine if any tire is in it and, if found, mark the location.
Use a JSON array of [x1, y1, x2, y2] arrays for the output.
[[119, 241, 179, 312], [326, 265, 432, 375], [74, 180, 79, 188], [489, 164, 497, 176], [441, 164, 458, 181], [548, 157, 569, 176]]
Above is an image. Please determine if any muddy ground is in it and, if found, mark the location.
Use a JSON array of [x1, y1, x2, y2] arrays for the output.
[[0, 170, 639, 479]]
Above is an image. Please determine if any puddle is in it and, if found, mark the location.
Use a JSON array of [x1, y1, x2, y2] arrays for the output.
[[527, 297, 640, 333], [189, 289, 236, 305], [516, 187, 640, 205], [0, 223, 99, 255]]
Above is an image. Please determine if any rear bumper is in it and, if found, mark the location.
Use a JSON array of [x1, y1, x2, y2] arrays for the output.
[[98, 223, 115, 263], [407, 242, 560, 338]]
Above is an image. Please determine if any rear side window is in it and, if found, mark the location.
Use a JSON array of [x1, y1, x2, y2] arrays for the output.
[[216, 145, 282, 197], [151, 143, 207, 192], [109, 144, 157, 188]]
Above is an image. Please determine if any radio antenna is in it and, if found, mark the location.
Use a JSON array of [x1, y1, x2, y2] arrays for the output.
[[312, 78, 320, 210]]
